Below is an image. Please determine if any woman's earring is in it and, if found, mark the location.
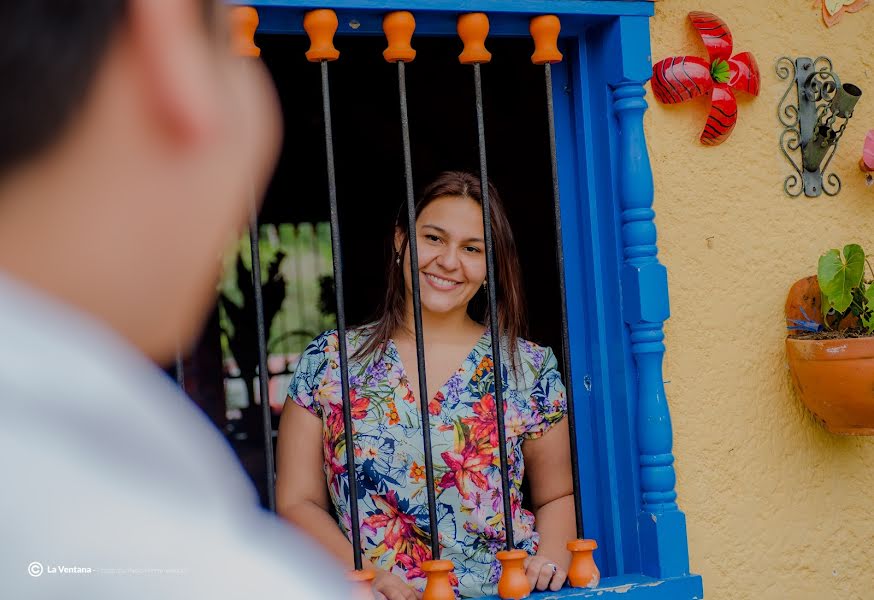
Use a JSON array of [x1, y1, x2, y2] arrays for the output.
[[482, 280, 487, 290], [396, 253, 401, 266]]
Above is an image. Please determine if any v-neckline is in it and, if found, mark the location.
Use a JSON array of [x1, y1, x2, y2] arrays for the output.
[[387, 329, 489, 405]]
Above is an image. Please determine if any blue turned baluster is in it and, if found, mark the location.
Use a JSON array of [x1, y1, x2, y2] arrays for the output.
[[609, 16, 691, 580]]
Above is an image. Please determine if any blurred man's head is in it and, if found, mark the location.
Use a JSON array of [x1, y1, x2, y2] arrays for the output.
[[0, 0, 281, 364]]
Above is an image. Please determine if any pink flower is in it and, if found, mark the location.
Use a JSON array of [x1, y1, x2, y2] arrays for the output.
[[395, 543, 431, 580], [462, 394, 498, 448], [362, 491, 428, 555], [439, 440, 493, 497], [326, 391, 370, 437]]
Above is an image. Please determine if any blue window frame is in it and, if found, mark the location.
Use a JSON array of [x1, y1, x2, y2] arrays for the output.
[[240, 1, 704, 598]]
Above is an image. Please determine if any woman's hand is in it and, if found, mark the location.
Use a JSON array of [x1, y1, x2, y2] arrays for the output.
[[371, 569, 422, 600], [524, 554, 567, 592]]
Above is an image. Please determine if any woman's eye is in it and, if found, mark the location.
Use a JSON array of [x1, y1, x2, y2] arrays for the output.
[[464, 246, 482, 253], [425, 234, 441, 243]]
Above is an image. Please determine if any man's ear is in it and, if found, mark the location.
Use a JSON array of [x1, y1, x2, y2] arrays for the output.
[[127, 0, 218, 144]]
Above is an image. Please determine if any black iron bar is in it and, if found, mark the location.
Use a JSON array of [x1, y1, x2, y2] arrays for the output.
[[397, 60, 441, 560], [174, 349, 185, 389], [473, 62, 514, 551], [232, 22, 276, 513], [279, 226, 290, 373], [320, 59, 364, 571], [295, 226, 306, 342], [310, 223, 322, 331], [248, 209, 276, 513], [544, 62, 584, 539]]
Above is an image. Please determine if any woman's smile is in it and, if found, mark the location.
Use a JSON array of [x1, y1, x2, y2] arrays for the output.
[[395, 194, 488, 318], [423, 272, 463, 290]]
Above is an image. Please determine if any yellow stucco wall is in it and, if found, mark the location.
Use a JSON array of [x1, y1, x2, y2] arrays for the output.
[[646, 1, 874, 598]]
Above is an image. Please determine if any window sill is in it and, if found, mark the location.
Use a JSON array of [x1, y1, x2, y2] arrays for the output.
[[477, 573, 703, 600]]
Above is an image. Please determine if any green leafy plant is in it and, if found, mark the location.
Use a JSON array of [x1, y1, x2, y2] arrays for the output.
[[817, 244, 874, 333]]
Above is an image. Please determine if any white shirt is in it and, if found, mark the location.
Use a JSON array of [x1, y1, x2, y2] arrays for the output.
[[0, 273, 350, 599]]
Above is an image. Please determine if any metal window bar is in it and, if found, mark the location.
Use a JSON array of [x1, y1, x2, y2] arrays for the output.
[[278, 225, 291, 374], [544, 59, 585, 539], [321, 65, 364, 569], [248, 208, 277, 514], [308, 22, 366, 569], [394, 54, 442, 561], [294, 226, 306, 349], [309, 223, 320, 337], [229, 6, 277, 514], [470, 60, 516, 553], [174, 349, 185, 389]]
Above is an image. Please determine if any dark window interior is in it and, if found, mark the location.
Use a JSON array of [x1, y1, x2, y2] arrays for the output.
[[258, 33, 563, 351]]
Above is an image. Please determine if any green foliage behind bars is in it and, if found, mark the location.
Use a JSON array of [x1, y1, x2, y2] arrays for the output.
[[218, 222, 336, 366]]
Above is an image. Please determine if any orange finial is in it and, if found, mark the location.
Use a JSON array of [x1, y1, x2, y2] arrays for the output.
[[457, 13, 491, 64], [383, 11, 416, 63], [529, 15, 562, 64], [303, 9, 340, 62], [495, 549, 530, 599], [347, 569, 376, 600], [230, 6, 260, 58], [421, 560, 455, 600], [566, 539, 600, 588]]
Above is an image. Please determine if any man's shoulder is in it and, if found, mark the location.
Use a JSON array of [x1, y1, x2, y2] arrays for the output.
[[0, 386, 350, 598]]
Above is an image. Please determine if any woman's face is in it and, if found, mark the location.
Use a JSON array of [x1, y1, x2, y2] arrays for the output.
[[396, 195, 487, 318]]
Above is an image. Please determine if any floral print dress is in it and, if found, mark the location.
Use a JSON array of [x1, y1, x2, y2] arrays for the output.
[[287, 326, 567, 598]]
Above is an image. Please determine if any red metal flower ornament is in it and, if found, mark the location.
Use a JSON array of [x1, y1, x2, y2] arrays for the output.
[[651, 12, 760, 146]]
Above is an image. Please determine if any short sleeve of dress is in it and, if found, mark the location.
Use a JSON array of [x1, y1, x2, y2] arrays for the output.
[[523, 346, 568, 440], [286, 334, 331, 420]]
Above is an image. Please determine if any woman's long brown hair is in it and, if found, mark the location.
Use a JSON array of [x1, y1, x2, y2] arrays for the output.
[[354, 171, 527, 371]]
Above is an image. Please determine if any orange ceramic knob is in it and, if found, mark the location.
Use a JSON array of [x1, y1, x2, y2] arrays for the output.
[[496, 549, 530, 599], [421, 559, 455, 600], [529, 15, 562, 65], [566, 539, 600, 588], [347, 569, 376, 600], [303, 9, 340, 62], [230, 6, 260, 58], [383, 11, 416, 63], [457, 13, 492, 65]]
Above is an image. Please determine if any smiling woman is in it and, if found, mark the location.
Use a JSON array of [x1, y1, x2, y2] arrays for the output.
[[275, 171, 577, 599], [363, 171, 525, 373]]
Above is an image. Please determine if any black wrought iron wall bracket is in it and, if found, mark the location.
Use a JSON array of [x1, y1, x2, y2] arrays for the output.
[[777, 56, 862, 198]]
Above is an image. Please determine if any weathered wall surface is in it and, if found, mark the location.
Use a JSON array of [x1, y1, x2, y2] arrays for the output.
[[646, 1, 874, 598]]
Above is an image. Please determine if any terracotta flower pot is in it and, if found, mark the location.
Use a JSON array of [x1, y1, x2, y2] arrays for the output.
[[786, 336, 874, 435]]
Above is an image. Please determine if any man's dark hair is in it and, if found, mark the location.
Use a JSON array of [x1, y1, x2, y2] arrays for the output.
[[0, 1, 128, 174]]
